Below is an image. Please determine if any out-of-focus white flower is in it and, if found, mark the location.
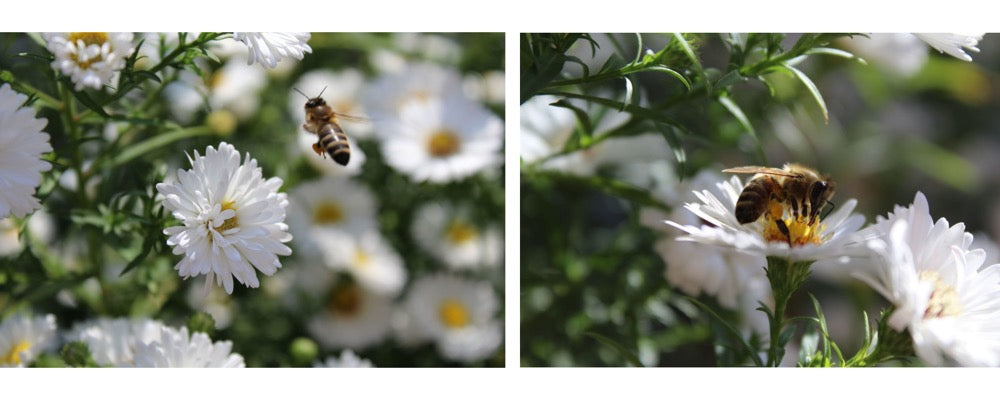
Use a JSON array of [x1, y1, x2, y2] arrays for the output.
[[363, 62, 466, 121], [314, 349, 374, 367], [404, 274, 502, 363], [0, 84, 51, 219], [163, 57, 265, 123], [0, 314, 57, 367], [392, 33, 462, 65], [233, 32, 312, 69], [0, 209, 54, 257], [43, 32, 134, 90], [132, 325, 244, 367], [186, 282, 237, 329], [65, 318, 169, 366], [913, 33, 983, 62], [378, 96, 503, 183], [320, 230, 406, 296], [666, 174, 866, 262], [853, 192, 1000, 366], [462, 70, 505, 105], [840, 34, 928, 76], [411, 201, 502, 271], [307, 282, 393, 351], [287, 176, 378, 259], [156, 142, 292, 294]]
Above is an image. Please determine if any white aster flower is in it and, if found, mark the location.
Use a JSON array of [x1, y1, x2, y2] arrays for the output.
[[163, 57, 266, 123], [840, 34, 928, 77], [405, 274, 502, 363], [156, 142, 293, 294], [287, 176, 378, 258], [363, 62, 466, 120], [232, 32, 312, 69], [314, 349, 374, 367], [852, 192, 1000, 366], [307, 282, 393, 351], [65, 318, 169, 366], [133, 325, 244, 367], [43, 32, 135, 91], [913, 33, 983, 62], [666, 174, 865, 262], [0, 314, 57, 367], [378, 96, 503, 183], [186, 281, 237, 329], [320, 229, 406, 296], [411, 201, 502, 271], [0, 84, 52, 219]]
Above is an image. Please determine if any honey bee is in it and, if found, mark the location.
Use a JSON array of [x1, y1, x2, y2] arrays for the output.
[[296, 87, 353, 166], [722, 164, 836, 242]]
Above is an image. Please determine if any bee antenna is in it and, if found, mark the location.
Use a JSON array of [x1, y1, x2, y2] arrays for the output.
[[317, 86, 327, 98], [293, 87, 310, 100]]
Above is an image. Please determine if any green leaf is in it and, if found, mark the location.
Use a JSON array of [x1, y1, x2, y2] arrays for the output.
[[622, 76, 634, 112], [549, 99, 594, 150], [530, 170, 670, 211], [69, 88, 110, 118], [688, 297, 764, 366], [538, 90, 684, 129], [583, 332, 644, 367], [779, 63, 829, 123], [654, 122, 686, 177], [717, 94, 765, 163], [646, 66, 692, 91], [672, 33, 709, 94], [805, 47, 867, 65]]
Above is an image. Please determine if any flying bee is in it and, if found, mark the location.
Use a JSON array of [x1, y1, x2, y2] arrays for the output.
[[295, 87, 359, 166], [722, 164, 836, 243]]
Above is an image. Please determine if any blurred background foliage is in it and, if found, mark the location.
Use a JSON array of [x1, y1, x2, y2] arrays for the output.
[[520, 33, 1000, 366], [0, 32, 504, 367]]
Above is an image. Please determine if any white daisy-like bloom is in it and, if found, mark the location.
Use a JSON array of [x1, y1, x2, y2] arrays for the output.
[[0, 314, 57, 367], [666, 174, 866, 262], [0, 209, 54, 257], [852, 192, 1000, 366], [840, 34, 928, 77], [163, 58, 266, 123], [287, 176, 377, 259], [641, 170, 772, 336], [306, 282, 394, 350], [43, 32, 135, 91], [0, 84, 52, 219], [405, 274, 502, 363], [232, 32, 312, 69], [132, 325, 244, 368], [314, 349, 375, 367], [186, 281, 236, 329], [462, 70, 505, 105], [411, 201, 502, 271], [392, 33, 463, 65], [378, 96, 503, 183], [320, 229, 406, 296], [913, 33, 983, 62], [156, 142, 293, 294], [65, 318, 169, 366], [290, 69, 373, 139]]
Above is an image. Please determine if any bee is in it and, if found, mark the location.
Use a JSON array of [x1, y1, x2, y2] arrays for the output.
[[295, 87, 352, 166], [722, 164, 836, 242]]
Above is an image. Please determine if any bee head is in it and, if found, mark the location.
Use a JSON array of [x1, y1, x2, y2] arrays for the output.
[[295, 87, 328, 109]]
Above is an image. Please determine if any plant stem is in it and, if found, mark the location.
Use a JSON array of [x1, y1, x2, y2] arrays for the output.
[[764, 256, 814, 367], [107, 126, 214, 168]]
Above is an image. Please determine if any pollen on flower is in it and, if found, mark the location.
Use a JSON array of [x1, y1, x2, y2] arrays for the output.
[[328, 284, 362, 318], [427, 130, 461, 157], [312, 202, 344, 224], [446, 220, 477, 244], [218, 200, 240, 232], [919, 270, 963, 319], [761, 201, 826, 246], [67, 32, 109, 69], [1, 340, 32, 365], [438, 299, 470, 328]]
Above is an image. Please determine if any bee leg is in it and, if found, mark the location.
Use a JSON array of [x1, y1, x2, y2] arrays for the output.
[[775, 219, 792, 246], [312, 142, 326, 158]]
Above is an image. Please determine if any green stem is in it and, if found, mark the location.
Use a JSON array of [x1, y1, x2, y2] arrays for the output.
[[107, 126, 214, 168], [763, 256, 814, 367]]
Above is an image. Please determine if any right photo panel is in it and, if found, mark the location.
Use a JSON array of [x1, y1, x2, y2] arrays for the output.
[[521, 33, 1000, 367]]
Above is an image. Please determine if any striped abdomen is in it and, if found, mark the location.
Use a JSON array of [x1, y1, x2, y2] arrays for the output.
[[733, 176, 783, 224], [317, 122, 350, 166]]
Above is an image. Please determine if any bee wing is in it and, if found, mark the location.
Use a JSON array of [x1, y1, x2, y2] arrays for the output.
[[331, 112, 370, 123], [722, 166, 798, 177]]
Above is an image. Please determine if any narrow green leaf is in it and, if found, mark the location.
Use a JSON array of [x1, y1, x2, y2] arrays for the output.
[[654, 122, 686, 177], [538, 90, 685, 129], [717, 95, 766, 164], [70, 89, 110, 118], [780, 63, 829, 123], [622, 76, 634, 112], [647, 66, 692, 91], [549, 99, 594, 149], [583, 332, 644, 367], [806, 47, 868, 65], [714, 70, 746, 89], [534, 170, 671, 211], [688, 297, 764, 366], [672, 33, 710, 94]]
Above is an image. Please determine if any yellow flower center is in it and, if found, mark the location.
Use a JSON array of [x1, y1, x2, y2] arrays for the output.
[[439, 299, 470, 328], [1, 340, 32, 366], [761, 201, 825, 246], [67, 32, 109, 69], [217, 200, 239, 232], [312, 202, 344, 225], [919, 270, 963, 319], [427, 130, 461, 157], [446, 220, 477, 244], [328, 284, 362, 318], [354, 250, 371, 269]]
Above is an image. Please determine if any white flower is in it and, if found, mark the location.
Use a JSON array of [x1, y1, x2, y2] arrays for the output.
[[378, 96, 503, 183], [186, 281, 237, 329], [462, 70, 505, 105], [156, 142, 293, 294], [320, 229, 406, 296], [0, 84, 52, 219], [314, 349, 374, 367], [852, 192, 1000, 366], [363, 62, 466, 120], [307, 282, 393, 351], [163, 58, 266, 123], [287, 176, 377, 257], [411, 201, 502, 271], [133, 325, 244, 367], [840, 34, 929, 77], [0, 209, 54, 257], [392, 33, 462, 65], [65, 318, 169, 366], [642, 170, 772, 336], [43, 32, 135, 90], [913, 33, 983, 62], [0, 314, 57, 367], [404, 274, 502, 363], [232, 32, 312, 69], [666, 175, 866, 262]]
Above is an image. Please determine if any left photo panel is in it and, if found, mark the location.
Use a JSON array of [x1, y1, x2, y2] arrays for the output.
[[0, 32, 505, 367]]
